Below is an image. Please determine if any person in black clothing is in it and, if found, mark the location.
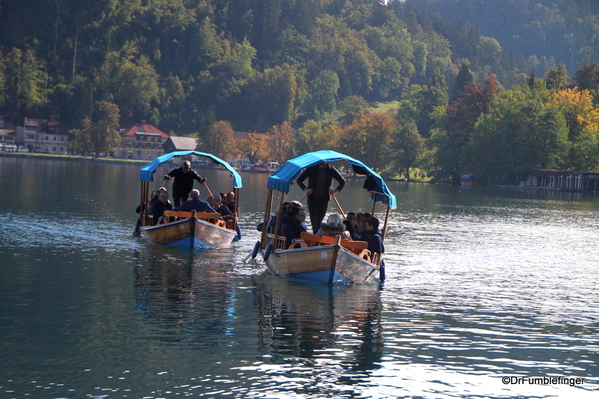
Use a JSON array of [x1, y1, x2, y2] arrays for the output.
[[363, 216, 385, 255], [208, 194, 233, 219], [223, 191, 236, 213], [152, 188, 173, 225], [296, 160, 346, 234], [280, 202, 307, 248], [164, 160, 207, 207]]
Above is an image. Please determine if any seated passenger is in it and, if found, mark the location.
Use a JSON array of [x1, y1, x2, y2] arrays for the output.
[[280, 202, 307, 248], [257, 202, 289, 233], [208, 194, 233, 218], [172, 189, 216, 213], [346, 211, 359, 233], [358, 217, 369, 237], [136, 189, 160, 214], [316, 214, 351, 239], [224, 191, 235, 213], [364, 216, 385, 255], [343, 219, 361, 240], [152, 188, 173, 225]]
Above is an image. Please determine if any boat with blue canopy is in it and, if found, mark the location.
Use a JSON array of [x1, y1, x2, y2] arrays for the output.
[[137, 151, 242, 249], [252, 150, 396, 284]]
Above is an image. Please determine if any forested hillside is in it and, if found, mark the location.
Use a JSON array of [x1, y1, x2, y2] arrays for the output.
[[1, 0, 599, 185], [0, 0, 526, 133], [405, 0, 599, 75]]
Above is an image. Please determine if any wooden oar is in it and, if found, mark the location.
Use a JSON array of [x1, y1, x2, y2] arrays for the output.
[[331, 194, 347, 220], [298, 192, 308, 203], [202, 181, 213, 196], [330, 193, 346, 219]]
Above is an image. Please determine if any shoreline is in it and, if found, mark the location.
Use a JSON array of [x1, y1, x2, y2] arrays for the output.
[[4, 152, 592, 193], [0, 151, 148, 165]]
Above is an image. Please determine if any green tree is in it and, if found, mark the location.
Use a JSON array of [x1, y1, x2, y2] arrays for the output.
[[337, 95, 369, 126], [574, 63, 599, 92], [375, 56, 403, 99], [0, 51, 6, 111], [90, 101, 121, 157], [69, 116, 93, 154], [418, 68, 449, 137], [452, 62, 473, 100], [96, 44, 160, 124], [293, 119, 322, 156], [3, 48, 49, 119], [245, 64, 301, 130], [544, 64, 570, 90], [303, 69, 340, 120], [464, 88, 569, 185], [435, 74, 499, 183], [393, 121, 424, 179]]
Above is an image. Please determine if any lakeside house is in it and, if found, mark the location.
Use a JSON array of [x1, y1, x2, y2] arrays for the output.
[[15, 117, 69, 154], [0, 122, 16, 150], [163, 136, 198, 153], [115, 120, 169, 159], [522, 169, 599, 193]]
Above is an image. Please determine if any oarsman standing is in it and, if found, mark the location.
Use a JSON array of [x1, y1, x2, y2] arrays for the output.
[[164, 160, 207, 207]]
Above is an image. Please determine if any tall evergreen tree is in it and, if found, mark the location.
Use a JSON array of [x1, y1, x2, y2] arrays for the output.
[[452, 62, 474, 100]]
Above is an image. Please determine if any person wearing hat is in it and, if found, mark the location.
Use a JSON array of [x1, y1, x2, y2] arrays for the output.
[[296, 160, 346, 234], [164, 160, 207, 207]]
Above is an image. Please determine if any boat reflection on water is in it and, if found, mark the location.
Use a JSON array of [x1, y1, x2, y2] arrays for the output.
[[253, 274, 383, 372], [132, 246, 238, 348]]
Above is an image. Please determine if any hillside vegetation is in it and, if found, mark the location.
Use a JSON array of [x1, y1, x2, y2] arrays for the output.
[[1, 0, 598, 184]]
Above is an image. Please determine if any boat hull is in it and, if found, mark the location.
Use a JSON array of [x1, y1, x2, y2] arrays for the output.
[[141, 218, 237, 249], [263, 245, 380, 284]]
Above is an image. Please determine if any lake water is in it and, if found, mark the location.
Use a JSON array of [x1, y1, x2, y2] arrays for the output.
[[0, 155, 597, 398]]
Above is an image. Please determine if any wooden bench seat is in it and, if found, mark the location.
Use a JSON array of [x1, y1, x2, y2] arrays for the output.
[[163, 210, 222, 220], [299, 231, 368, 251]]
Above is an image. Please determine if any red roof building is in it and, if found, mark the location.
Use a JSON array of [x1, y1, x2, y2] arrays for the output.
[[115, 120, 169, 159]]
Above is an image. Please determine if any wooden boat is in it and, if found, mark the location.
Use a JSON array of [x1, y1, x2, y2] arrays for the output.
[[252, 150, 397, 284], [136, 151, 242, 249]]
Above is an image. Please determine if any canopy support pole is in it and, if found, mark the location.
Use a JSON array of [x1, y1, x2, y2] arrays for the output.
[[260, 189, 274, 249], [140, 181, 149, 226], [382, 204, 391, 240], [272, 192, 286, 237], [232, 187, 240, 232]]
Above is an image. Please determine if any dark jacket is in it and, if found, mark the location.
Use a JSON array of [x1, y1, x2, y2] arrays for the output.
[[364, 228, 385, 254], [152, 200, 173, 225], [215, 204, 233, 217], [296, 163, 346, 199], [280, 214, 307, 248], [166, 167, 204, 196], [173, 198, 216, 213]]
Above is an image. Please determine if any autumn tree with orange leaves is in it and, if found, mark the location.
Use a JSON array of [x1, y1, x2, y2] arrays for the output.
[[551, 87, 599, 171], [237, 132, 269, 164], [268, 121, 294, 163], [337, 112, 396, 170], [201, 120, 238, 161]]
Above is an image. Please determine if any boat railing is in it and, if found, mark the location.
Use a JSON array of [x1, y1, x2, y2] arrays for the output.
[[265, 233, 287, 250], [162, 210, 227, 228]]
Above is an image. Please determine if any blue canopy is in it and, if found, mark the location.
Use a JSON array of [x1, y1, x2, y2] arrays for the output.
[[140, 151, 243, 188], [268, 150, 396, 209]]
